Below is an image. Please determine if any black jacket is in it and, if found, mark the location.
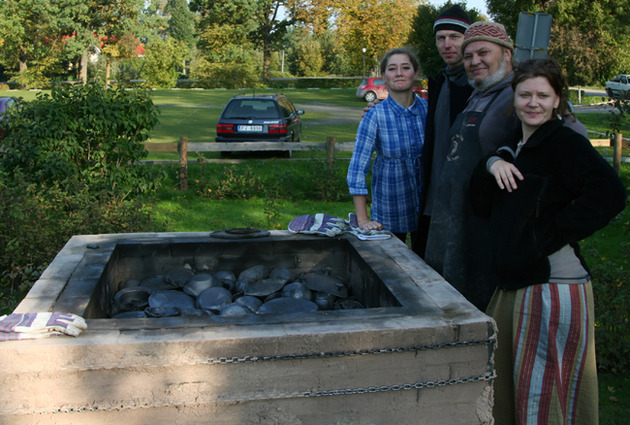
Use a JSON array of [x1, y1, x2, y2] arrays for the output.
[[422, 67, 473, 208], [470, 119, 627, 290]]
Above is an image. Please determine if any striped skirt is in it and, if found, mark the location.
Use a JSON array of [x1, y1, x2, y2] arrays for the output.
[[487, 282, 598, 425]]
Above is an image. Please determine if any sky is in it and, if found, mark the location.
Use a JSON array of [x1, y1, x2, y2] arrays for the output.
[[428, 0, 490, 18]]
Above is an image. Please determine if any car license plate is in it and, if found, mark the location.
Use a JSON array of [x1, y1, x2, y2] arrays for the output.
[[238, 125, 263, 132]]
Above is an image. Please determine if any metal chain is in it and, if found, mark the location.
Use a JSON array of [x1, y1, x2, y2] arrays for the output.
[[38, 372, 496, 415], [299, 372, 496, 397], [204, 337, 496, 365], [16, 338, 496, 415]]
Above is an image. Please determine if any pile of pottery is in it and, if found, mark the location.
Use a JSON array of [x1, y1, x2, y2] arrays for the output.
[[110, 264, 364, 319]]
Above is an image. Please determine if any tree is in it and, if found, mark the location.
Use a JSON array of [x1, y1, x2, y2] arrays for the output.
[[142, 37, 185, 87], [486, 0, 630, 85], [407, 1, 482, 78], [287, 0, 421, 76], [165, 0, 196, 75], [0, 0, 70, 87], [334, 0, 419, 76], [191, 0, 292, 82], [248, 0, 293, 81], [288, 28, 324, 77], [165, 0, 195, 46]]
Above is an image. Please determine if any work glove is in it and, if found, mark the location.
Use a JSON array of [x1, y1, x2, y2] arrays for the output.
[[0, 312, 87, 341], [345, 213, 391, 240], [288, 214, 346, 237]]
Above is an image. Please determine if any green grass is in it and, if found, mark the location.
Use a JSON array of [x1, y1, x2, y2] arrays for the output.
[[144, 87, 363, 160], [599, 374, 630, 425], [576, 112, 629, 136]]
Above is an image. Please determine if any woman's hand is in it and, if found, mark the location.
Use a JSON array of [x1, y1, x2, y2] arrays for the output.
[[489, 159, 524, 192], [358, 219, 384, 231]]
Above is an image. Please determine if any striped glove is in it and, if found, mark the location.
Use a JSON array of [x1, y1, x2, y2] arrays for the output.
[[288, 214, 346, 237], [0, 312, 87, 341]]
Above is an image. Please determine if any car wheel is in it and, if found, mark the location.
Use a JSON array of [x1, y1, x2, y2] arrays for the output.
[[364, 91, 377, 103]]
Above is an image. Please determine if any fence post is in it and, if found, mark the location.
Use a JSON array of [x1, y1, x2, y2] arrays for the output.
[[326, 137, 336, 165], [613, 133, 622, 175], [178, 136, 188, 191]]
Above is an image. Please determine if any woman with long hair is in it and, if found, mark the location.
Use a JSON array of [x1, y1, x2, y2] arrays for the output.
[[347, 47, 428, 248], [470, 58, 626, 424]]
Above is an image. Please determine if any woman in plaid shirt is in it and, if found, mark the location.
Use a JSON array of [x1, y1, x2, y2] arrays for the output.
[[347, 47, 428, 248]]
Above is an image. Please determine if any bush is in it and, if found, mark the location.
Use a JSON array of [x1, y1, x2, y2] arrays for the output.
[[192, 156, 349, 202], [0, 169, 165, 315], [0, 83, 163, 196], [592, 260, 630, 374]]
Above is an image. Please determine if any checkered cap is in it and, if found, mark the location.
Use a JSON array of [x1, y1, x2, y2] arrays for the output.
[[462, 21, 514, 53]]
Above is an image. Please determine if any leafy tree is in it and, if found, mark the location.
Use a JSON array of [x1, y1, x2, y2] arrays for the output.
[[297, 0, 420, 76], [319, 29, 353, 76], [289, 29, 324, 77], [142, 37, 186, 87], [486, 0, 630, 85], [190, 0, 257, 53], [87, 0, 144, 85], [0, 0, 70, 87], [192, 46, 262, 88], [191, 0, 292, 82], [407, 1, 482, 78], [0, 0, 147, 86], [165, 0, 196, 46], [248, 0, 294, 81], [164, 0, 196, 75]]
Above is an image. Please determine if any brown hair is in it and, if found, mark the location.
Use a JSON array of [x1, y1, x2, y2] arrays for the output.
[[512, 58, 573, 120], [380, 47, 419, 75]]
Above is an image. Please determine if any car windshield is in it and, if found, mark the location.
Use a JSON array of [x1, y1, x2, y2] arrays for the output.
[[223, 99, 278, 119]]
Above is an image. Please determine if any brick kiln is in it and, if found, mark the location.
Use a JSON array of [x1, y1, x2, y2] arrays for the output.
[[0, 231, 496, 425]]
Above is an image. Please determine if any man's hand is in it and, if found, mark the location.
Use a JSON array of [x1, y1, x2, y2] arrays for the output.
[[361, 99, 381, 118]]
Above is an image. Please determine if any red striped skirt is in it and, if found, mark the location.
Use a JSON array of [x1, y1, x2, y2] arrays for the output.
[[487, 282, 598, 425]]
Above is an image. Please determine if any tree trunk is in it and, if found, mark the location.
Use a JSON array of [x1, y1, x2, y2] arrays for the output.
[[18, 61, 28, 89], [105, 58, 111, 88], [262, 39, 271, 82], [80, 51, 88, 84]]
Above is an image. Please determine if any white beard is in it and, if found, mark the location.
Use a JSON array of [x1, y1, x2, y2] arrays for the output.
[[470, 55, 509, 92]]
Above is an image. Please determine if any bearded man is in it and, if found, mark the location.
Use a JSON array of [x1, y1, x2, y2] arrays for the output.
[[424, 21, 519, 311]]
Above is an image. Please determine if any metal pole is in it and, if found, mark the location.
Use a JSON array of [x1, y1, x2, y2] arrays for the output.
[[362, 47, 366, 78]]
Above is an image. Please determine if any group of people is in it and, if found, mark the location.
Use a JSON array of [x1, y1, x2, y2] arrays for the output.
[[346, 6, 627, 425]]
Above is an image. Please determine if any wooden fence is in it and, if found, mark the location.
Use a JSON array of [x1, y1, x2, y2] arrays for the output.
[[144, 137, 355, 191], [144, 132, 626, 190]]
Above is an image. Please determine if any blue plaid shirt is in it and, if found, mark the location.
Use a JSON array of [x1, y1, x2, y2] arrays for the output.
[[347, 95, 428, 233]]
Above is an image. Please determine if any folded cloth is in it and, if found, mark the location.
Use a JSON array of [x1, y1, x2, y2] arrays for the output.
[[288, 214, 346, 237], [345, 213, 391, 240], [0, 312, 87, 341]]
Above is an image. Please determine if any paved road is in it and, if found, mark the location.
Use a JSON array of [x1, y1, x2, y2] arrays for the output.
[[572, 102, 617, 114]]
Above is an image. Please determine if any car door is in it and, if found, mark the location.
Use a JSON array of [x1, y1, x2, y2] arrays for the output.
[[278, 98, 299, 137]]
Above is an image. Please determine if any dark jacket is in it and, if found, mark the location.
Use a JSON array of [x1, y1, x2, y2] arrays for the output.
[[422, 66, 473, 208], [470, 119, 627, 290]]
